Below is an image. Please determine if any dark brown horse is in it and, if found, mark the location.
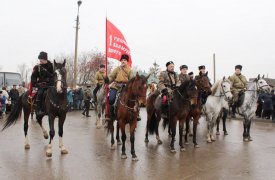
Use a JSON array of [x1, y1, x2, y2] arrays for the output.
[[106, 73, 149, 161], [3, 60, 68, 157], [145, 80, 198, 152], [184, 72, 212, 147]]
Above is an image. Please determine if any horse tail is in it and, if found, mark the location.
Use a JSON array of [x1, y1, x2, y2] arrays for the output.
[[147, 110, 158, 135], [2, 94, 24, 130]]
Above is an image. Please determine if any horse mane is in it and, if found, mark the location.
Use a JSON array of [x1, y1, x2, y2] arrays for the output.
[[177, 80, 193, 97], [211, 80, 221, 96]]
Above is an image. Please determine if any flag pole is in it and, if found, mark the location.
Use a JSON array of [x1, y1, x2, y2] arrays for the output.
[[105, 17, 109, 119]]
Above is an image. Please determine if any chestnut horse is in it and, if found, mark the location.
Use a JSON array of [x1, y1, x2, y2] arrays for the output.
[[106, 73, 149, 161]]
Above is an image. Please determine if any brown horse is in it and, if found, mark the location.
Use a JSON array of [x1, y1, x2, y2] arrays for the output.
[[106, 73, 149, 161], [145, 80, 198, 152], [184, 72, 212, 147]]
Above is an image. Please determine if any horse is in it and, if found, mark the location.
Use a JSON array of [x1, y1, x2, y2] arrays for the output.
[[235, 75, 270, 141], [216, 107, 229, 135], [203, 77, 232, 143], [184, 71, 212, 147], [163, 80, 198, 152], [3, 60, 69, 157], [106, 73, 149, 161], [95, 83, 106, 129]]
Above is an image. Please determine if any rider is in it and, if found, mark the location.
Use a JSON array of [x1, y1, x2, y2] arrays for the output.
[[179, 65, 189, 83], [195, 65, 211, 104], [93, 64, 106, 103], [31, 51, 54, 118], [188, 72, 194, 80], [158, 61, 180, 118], [105, 54, 133, 116], [229, 65, 248, 118]]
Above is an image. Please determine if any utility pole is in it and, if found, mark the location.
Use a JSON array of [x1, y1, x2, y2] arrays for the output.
[[73, 0, 82, 88], [213, 53, 216, 83]]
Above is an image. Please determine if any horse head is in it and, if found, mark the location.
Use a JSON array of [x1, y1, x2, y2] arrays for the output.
[[221, 76, 233, 101], [53, 59, 67, 94], [195, 72, 212, 95], [178, 80, 198, 105], [129, 72, 149, 105], [255, 74, 270, 92]]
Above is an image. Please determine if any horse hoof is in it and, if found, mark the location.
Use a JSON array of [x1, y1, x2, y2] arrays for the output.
[[207, 139, 212, 143], [224, 131, 228, 135], [170, 149, 176, 153], [121, 154, 127, 159], [144, 139, 149, 143], [46, 151, 52, 157], [44, 134, 49, 139], [96, 125, 101, 129], [157, 140, 163, 144], [132, 157, 139, 161], [117, 141, 122, 145], [184, 142, 189, 145], [248, 137, 253, 141], [61, 149, 68, 154], [194, 144, 200, 148], [180, 147, 186, 152], [216, 131, 220, 135], [110, 145, 116, 150], [25, 144, 30, 149], [243, 138, 249, 142]]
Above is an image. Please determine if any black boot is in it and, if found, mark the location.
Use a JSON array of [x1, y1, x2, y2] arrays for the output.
[[35, 100, 45, 118]]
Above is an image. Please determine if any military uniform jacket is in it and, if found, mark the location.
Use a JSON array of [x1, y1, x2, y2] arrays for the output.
[[158, 70, 180, 92], [179, 74, 189, 84], [31, 61, 54, 87], [108, 65, 133, 90], [83, 88, 92, 101], [229, 73, 248, 93], [95, 71, 106, 85]]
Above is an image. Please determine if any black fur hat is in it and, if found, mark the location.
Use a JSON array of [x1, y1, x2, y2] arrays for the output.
[[188, 72, 194, 76], [38, 51, 48, 60], [99, 64, 105, 68], [120, 54, 129, 61], [180, 65, 188, 70], [166, 61, 174, 67], [198, 65, 205, 70], [235, 65, 242, 70]]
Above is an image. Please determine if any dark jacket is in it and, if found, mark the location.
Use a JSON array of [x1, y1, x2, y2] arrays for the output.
[[261, 92, 273, 111], [9, 89, 19, 101], [31, 61, 54, 87]]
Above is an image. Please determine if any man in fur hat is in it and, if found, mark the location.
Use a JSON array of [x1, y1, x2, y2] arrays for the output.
[[158, 61, 180, 118], [229, 65, 248, 118], [179, 65, 189, 83], [92, 64, 106, 103], [31, 51, 54, 118]]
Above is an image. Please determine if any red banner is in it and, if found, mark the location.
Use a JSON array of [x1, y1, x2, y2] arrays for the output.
[[106, 19, 132, 66]]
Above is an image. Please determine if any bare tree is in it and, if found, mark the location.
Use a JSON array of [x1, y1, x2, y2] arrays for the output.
[[148, 61, 160, 83], [17, 63, 28, 82]]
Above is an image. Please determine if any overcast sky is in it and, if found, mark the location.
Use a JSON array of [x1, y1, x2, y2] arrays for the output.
[[1, 0, 275, 81]]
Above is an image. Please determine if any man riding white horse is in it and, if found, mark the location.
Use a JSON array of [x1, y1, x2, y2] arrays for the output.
[[229, 65, 248, 118]]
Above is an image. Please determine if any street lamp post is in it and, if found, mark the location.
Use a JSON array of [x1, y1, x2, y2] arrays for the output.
[[73, 0, 82, 88]]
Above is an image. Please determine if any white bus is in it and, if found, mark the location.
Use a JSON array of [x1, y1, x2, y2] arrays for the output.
[[0, 72, 23, 90]]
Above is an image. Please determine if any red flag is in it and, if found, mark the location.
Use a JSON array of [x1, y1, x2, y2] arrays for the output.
[[106, 19, 132, 66]]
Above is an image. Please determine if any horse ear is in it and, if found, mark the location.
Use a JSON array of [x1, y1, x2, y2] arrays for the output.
[[63, 59, 66, 67], [199, 71, 202, 76], [262, 74, 265, 79], [223, 76, 225, 80], [205, 71, 208, 76], [136, 72, 139, 78], [257, 74, 260, 80]]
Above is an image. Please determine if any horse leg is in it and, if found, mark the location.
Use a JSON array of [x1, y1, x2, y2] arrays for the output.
[[222, 109, 228, 135], [216, 116, 220, 135], [145, 119, 149, 143], [130, 122, 138, 161], [243, 116, 249, 141], [58, 116, 68, 154], [247, 119, 253, 141], [170, 121, 176, 153], [23, 110, 30, 149], [206, 116, 212, 143], [193, 121, 199, 148], [210, 118, 217, 141], [179, 120, 185, 152], [116, 122, 121, 145], [37, 117, 48, 139], [184, 119, 190, 144], [155, 119, 162, 144], [120, 122, 127, 159], [46, 115, 55, 157], [110, 120, 115, 150]]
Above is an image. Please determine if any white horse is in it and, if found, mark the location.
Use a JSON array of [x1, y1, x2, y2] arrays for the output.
[[95, 84, 106, 128], [203, 77, 233, 143], [236, 75, 270, 141]]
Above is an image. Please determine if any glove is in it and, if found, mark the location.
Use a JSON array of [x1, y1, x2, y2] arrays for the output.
[[104, 77, 109, 84], [161, 88, 168, 95]]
